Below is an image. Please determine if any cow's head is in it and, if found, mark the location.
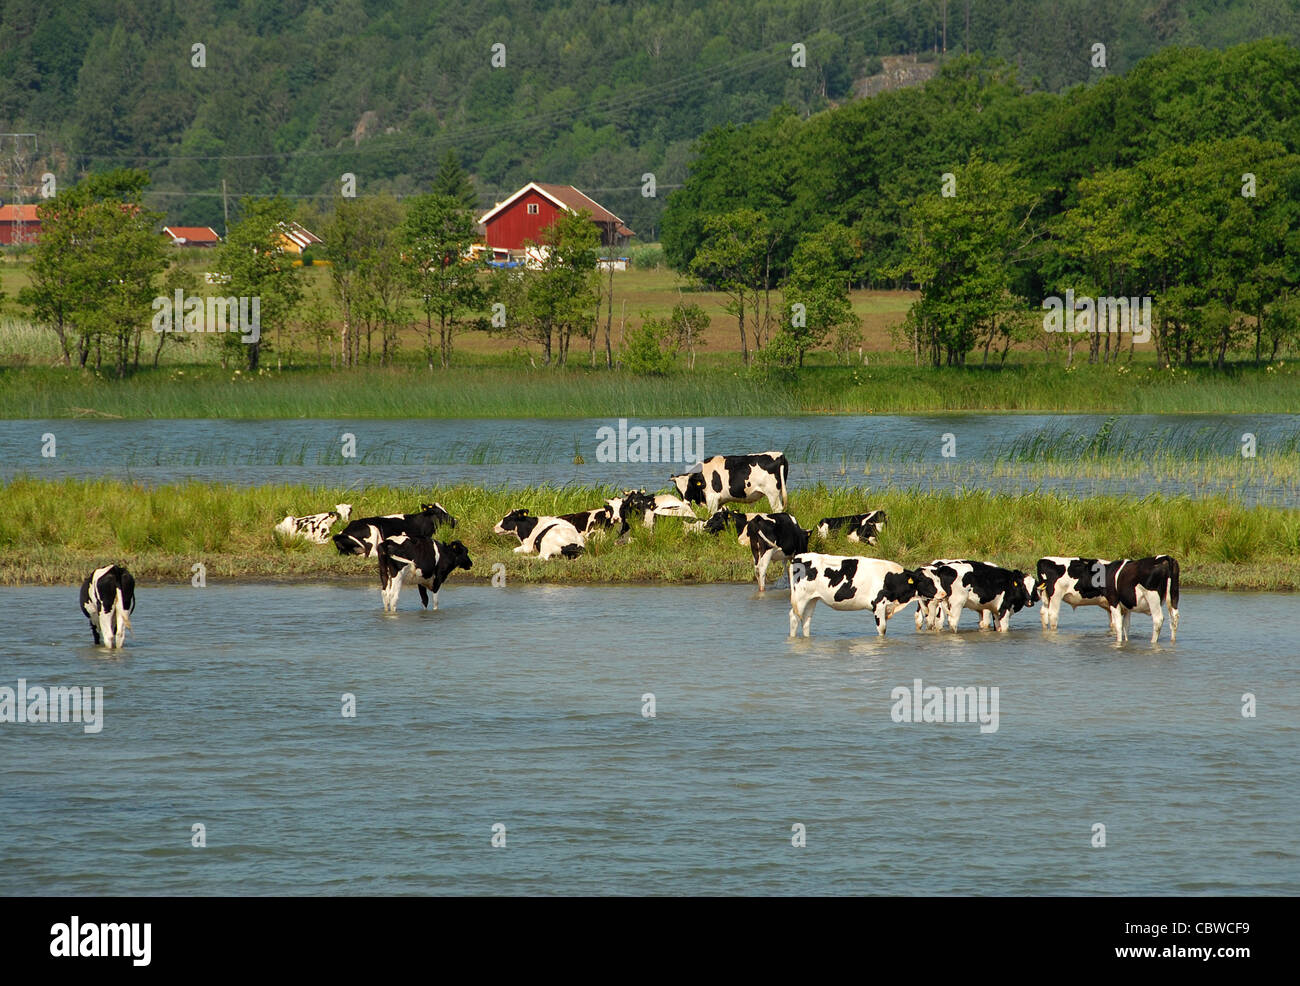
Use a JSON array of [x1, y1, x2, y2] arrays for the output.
[[421, 502, 456, 528], [493, 508, 531, 536], [703, 509, 741, 535], [335, 504, 352, 523], [882, 569, 935, 606], [671, 468, 707, 504], [444, 539, 473, 572], [1009, 571, 1035, 610]]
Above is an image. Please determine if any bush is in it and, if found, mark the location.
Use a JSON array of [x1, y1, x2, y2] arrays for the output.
[[620, 317, 678, 375], [627, 244, 665, 270]]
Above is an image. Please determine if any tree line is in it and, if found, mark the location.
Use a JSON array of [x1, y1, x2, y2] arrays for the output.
[[662, 41, 1300, 367]]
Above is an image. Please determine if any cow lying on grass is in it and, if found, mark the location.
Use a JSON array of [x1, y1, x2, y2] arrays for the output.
[[377, 535, 472, 612], [788, 553, 934, 637], [275, 504, 352, 543], [493, 509, 585, 560], [80, 564, 135, 648], [816, 510, 886, 545], [333, 503, 456, 557]]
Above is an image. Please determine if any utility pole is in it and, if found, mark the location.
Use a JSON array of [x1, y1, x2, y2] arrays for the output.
[[965, 0, 970, 55], [221, 178, 229, 237]]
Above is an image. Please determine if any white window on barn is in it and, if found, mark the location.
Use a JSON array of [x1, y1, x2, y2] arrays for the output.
[[527, 203, 539, 214]]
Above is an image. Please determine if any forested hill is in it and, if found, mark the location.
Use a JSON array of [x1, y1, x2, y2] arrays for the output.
[[1, 0, 1298, 234]]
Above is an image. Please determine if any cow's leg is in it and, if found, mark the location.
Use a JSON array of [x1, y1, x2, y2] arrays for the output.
[[512, 544, 530, 554], [915, 601, 926, 631], [789, 599, 802, 637], [112, 602, 127, 647], [755, 547, 778, 592], [1041, 593, 1052, 628], [947, 591, 964, 631], [97, 610, 115, 648], [978, 608, 992, 630], [1169, 603, 1179, 643], [1146, 590, 1163, 644], [384, 567, 406, 612], [800, 597, 817, 637]]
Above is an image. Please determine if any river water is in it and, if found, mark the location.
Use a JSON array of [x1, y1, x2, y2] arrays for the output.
[[2, 584, 1296, 895], [2, 414, 1297, 502]]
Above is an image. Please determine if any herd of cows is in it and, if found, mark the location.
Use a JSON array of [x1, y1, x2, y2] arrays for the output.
[[77, 450, 1182, 649]]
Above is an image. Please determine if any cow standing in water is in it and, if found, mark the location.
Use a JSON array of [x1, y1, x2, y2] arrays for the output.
[[80, 565, 136, 648]]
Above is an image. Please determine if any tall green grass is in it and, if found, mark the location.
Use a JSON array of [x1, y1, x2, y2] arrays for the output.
[[1, 360, 1298, 417], [2, 478, 1295, 589]]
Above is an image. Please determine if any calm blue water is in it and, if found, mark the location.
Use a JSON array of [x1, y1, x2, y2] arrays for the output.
[[1, 414, 1296, 502], [2, 584, 1296, 895]]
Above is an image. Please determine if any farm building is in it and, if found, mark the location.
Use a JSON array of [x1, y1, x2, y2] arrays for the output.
[[163, 225, 222, 247], [0, 204, 41, 245], [275, 220, 323, 256], [478, 182, 633, 261]]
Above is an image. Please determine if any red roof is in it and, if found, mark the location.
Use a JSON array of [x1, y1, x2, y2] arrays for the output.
[[0, 204, 40, 222], [164, 225, 221, 245]]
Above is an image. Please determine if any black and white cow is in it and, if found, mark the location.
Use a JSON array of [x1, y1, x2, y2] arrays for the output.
[[736, 513, 811, 592], [912, 564, 952, 630], [788, 553, 935, 637], [816, 510, 886, 545], [615, 489, 698, 528], [700, 508, 763, 536], [275, 503, 352, 543], [376, 535, 472, 612], [929, 559, 1035, 632], [1106, 555, 1181, 644], [333, 502, 456, 557], [493, 509, 585, 560], [79, 564, 135, 648], [671, 452, 789, 515], [600, 490, 659, 538], [558, 506, 616, 536], [1035, 556, 1113, 630]]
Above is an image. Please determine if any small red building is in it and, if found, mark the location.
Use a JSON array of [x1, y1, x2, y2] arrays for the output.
[[478, 183, 633, 261], [0, 204, 41, 245], [163, 225, 222, 247]]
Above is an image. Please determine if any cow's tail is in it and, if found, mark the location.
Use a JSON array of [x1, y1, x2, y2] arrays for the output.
[[1162, 555, 1180, 611], [115, 588, 132, 636], [560, 544, 585, 560], [775, 453, 789, 510], [377, 543, 395, 590]]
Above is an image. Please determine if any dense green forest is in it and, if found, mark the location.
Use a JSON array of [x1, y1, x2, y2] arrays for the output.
[[663, 41, 1300, 367], [2, 0, 1299, 237]]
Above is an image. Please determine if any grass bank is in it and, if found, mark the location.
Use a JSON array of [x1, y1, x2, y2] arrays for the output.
[[1, 359, 1298, 418], [2, 478, 1295, 590]]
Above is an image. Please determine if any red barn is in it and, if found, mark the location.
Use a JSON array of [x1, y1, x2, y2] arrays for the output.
[[0, 204, 41, 245], [478, 182, 633, 261]]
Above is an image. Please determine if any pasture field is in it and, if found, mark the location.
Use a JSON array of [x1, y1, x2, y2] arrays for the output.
[[2, 477, 1295, 590], [3, 259, 1298, 417]]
